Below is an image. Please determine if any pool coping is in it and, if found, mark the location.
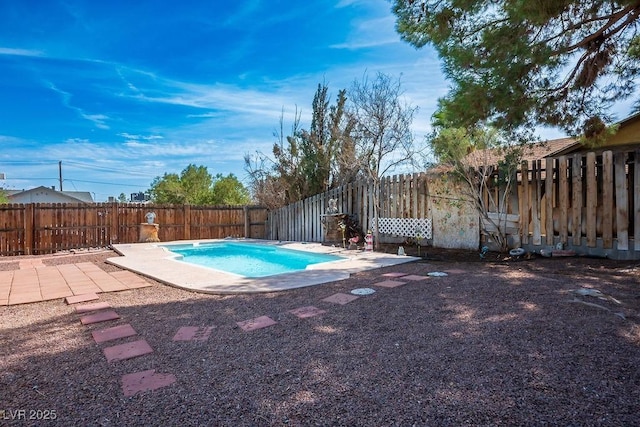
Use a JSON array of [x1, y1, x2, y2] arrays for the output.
[[108, 239, 418, 294]]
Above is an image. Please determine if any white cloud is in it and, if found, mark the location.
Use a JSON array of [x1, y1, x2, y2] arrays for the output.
[[0, 47, 45, 57], [119, 133, 164, 141], [330, 16, 401, 50], [335, 0, 362, 8], [45, 81, 111, 130]]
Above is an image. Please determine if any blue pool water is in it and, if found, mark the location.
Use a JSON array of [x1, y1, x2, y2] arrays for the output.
[[163, 242, 343, 278]]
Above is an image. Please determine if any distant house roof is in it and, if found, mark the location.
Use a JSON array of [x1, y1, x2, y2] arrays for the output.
[[429, 112, 640, 174], [462, 137, 580, 167], [615, 110, 640, 128], [6, 186, 94, 203], [523, 137, 581, 161]]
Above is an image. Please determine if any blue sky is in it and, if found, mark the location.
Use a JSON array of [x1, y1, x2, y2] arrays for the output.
[[1, 0, 445, 201], [1, 0, 624, 202]]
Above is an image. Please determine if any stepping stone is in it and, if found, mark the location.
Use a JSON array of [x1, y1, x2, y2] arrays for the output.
[[382, 272, 408, 278], [104, 339, 153, 362], [401, 274, 429, 281], [80, 310, 120, 325], [289, 306, 326, 319], [236, 316, 277, 332], [351, 288, 376, 295], [121, 369, 176, 397], [371, 280, 406, 288], [19, 259, 45, 269], [172, 326, 214, 341], [427, 272, 448, 277], [75, 301, 111, 313], [92, 324, 137, 344], [322, 293, 359, 305], [66, 293, 99, 305]]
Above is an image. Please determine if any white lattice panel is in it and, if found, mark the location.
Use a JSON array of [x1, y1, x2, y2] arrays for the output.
[[371, 217, 432, 240]]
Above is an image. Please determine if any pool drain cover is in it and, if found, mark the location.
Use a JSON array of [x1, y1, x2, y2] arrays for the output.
[[351, 288, 376, 295], [427, 272, 448, 277]]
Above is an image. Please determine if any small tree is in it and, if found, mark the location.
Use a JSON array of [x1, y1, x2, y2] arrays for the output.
[[149, 165, 250, 206], [244, 152, 288, 209], [149, 164, 212, 205], [245, 84, 358, 208], [117, 193, 128, 203], [299, 86, 359, 193], [430, 126, 524, 251], [348, 71, 419, 248], [211, 173, 251, 205], [0, 189, 9, 204]]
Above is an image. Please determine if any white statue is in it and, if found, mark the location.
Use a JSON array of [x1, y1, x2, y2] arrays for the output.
[[145, 211, 156, 224], [327, 198, 338, 214]]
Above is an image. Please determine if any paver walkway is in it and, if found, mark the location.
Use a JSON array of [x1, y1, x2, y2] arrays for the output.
[[0, 261, 152, 306]]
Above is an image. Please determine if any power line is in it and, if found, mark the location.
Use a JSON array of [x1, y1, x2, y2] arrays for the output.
[[0, 160, 158, 177], [63, 160, 158, 177], [2, 177, 148, 187], [65, 178, 148, 188], [1, 177, 59, 180]]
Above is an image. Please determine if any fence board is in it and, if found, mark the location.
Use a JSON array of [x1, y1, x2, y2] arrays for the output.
[[571, 154, 583, 246], [615, 152, 629, 250], [558, 156, 569, 244], [602, 151, 614, 248], [520, 161, 530, 244], [586, 153, 597, 247], [545, 158, 554, 245], [635, 150, 640, 251], [532, 160, 542, 245], [412, 173, 419, 220]]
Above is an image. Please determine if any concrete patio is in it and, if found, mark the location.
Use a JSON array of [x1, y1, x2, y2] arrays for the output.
[[0, 259, 151, 306]]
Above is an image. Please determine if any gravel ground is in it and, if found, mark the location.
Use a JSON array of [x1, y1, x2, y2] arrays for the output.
[[2, 248, 640, 426]]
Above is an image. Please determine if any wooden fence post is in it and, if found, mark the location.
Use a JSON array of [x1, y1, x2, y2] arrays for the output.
[[244, 206, 250, 238], [532, 160, 542, 245], [545, 158, 554, 245], [184, 204, 191, 240], [558, 156, 569, 245], [602, 151, 614, 248], [25, 203, 34, 255], [571, 154, 583, 247], [614, 152, 629, 250], [635, 149, 640, 251], [586, 152, 597, 247], [110, 202, 118, 244], [520, 161, 530, 245]]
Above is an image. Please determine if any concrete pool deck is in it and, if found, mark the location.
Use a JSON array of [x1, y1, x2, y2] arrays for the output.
[[108, 239, 419, 294]]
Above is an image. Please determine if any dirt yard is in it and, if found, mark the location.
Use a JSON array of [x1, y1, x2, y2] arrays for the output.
[[1, 247, 639, 426]]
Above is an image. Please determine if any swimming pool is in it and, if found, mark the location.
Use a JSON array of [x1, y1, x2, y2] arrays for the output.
[[109, 240, 418, 293], [163, 241, 344, 277]]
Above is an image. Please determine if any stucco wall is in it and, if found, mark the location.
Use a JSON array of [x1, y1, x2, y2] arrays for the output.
[[607, 117, 640, 146], [426, 173, 480, 250]]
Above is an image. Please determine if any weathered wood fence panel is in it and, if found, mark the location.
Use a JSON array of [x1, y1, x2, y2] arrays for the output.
[[0, 203, 267, 256], [266, 174, 432, 243], [514, 149, 639, 259], [0, 204, 27, 255], [265, 148, 639, 258]]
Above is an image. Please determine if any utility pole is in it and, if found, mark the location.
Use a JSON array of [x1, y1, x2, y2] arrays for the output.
[[59, 161, 63, 191]]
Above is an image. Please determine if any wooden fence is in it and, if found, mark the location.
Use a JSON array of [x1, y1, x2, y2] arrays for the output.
[[266, 173, 430, 242], [266, 147, 640, 259], [0, 203, 268, 256], [515, 149, 640, 258]]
